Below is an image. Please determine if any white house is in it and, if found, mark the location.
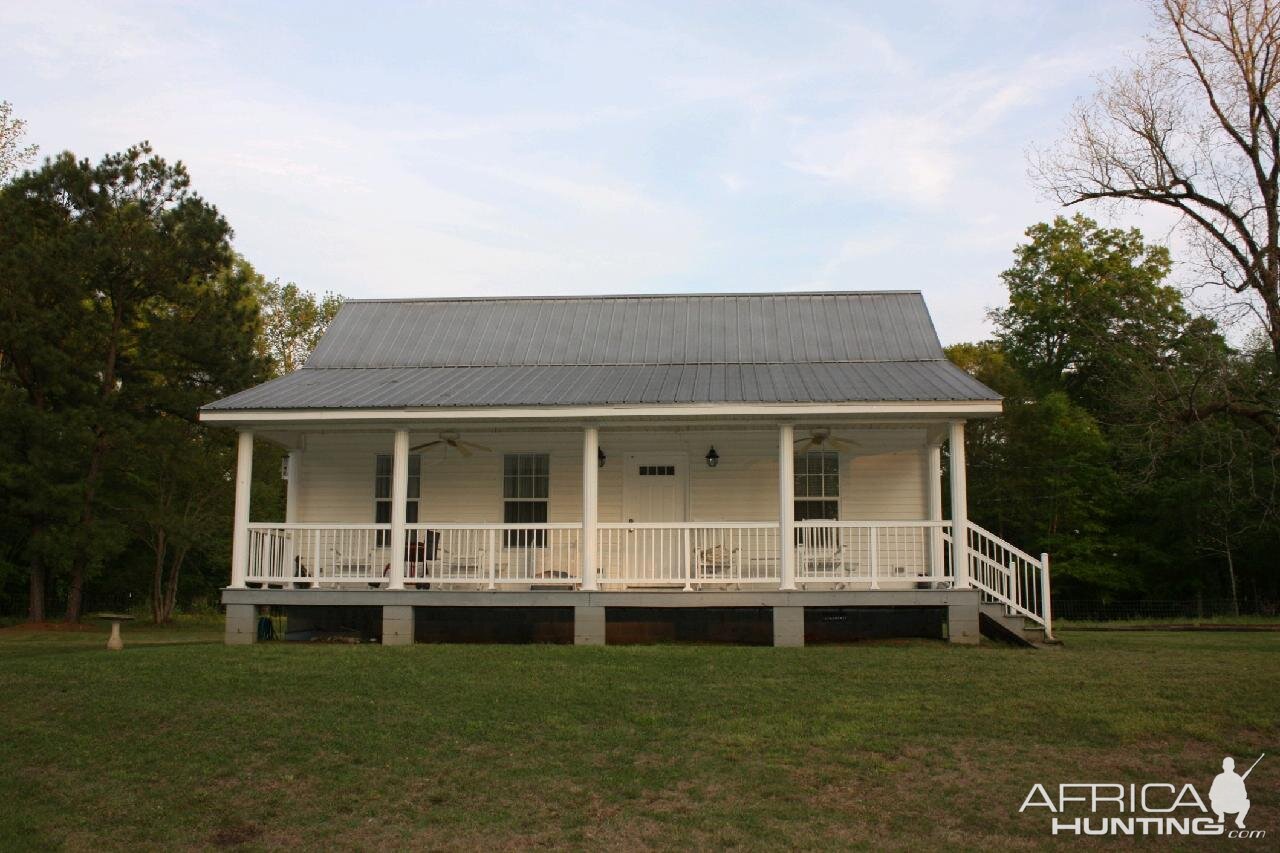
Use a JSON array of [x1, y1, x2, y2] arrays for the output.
[[200, 291, 1053, 646]]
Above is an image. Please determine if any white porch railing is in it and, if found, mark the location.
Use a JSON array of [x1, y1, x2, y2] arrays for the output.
[[597, 523, 780, 586], [246, 523, 583, 586], [963, 521, 1053, 638], [247, 523, 391, 584], [244, 519, 1052, 637], [406, 523, 581, 586], [794, 521, 953, 586]]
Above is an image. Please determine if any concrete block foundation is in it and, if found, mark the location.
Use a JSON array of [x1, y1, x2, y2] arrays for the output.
[[772, 606, 805, 647], [574, 605, 606, 645], [382, 605, 414, 646], [225, 603, 257, 645]]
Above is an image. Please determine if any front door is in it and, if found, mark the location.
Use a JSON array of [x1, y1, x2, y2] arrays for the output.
[[619, 455, 687, 582]]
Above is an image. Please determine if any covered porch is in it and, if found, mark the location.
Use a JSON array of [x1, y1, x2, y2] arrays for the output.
[[218, 413, 1053, 644]]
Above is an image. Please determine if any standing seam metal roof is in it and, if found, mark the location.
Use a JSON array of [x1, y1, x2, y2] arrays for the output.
[[203, 292, 1000, 410]]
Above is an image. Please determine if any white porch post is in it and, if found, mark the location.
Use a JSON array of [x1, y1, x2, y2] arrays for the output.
[[778, 423, 796, 590], [581, 426, 599, 590], [388, 428, 409, 590], [926, 443, 943, 578], [948, 420, 970, 588], [284, 450, 301, 586], [285, 450, 301, 523], [229, 430, 253, 589]]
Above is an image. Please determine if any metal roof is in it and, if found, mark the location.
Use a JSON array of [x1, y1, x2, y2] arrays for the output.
[[306, 292, 946, 367], [204, 291, 999, 411]]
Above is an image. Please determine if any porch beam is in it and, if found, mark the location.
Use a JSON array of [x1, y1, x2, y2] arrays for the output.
[[581, 426, 599, 590], [229, 430, 253, 589], [388, 428, 409, 590], [948, 420, 970, 588], [778, 424, 796, 590]]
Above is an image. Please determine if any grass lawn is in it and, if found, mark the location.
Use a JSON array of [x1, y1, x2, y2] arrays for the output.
[[1, 619, 1276, 851]]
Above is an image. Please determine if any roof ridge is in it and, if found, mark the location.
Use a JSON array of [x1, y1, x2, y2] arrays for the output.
[[342, 290, 923, 305], [298, 358, 954, 369]]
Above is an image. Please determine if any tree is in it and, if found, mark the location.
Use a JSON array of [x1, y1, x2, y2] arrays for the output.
[[991, 215, 1181, 406], [1035, 0, 1280, 368], [0, 143, 264, 621], [0, 101, 37, 182], [253, 271, 342, 376]]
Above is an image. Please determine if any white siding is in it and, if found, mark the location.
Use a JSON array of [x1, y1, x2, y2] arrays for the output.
[[291, 427, 929, 523]]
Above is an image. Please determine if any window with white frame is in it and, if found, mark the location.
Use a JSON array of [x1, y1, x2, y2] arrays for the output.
[[374, 454, 421, 545], [794, 450, 839, 521], [503, 453, 549, 546]]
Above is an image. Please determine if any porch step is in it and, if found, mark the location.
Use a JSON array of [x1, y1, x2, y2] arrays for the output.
[[978, 603, 1054, 648]]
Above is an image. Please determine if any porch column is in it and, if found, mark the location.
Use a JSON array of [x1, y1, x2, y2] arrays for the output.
[[229, 430, 253, 589], [778, 424, 796, 590], [948, 420, 970, 588], [926, 443, 943, 578], [388, 428, 409, 590], [581, 426, 599, 591], [285, 450, 301, 523], [284, 450, 301, 588]]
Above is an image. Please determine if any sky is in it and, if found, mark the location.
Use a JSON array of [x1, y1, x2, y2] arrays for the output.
[[3, 0, 1168, 343]]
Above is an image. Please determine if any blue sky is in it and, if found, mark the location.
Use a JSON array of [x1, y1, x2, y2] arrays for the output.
[[4, 0, 1166, 342]]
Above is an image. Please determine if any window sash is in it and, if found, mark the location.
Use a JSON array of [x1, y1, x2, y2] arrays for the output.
[[503, 453, 549, 546]]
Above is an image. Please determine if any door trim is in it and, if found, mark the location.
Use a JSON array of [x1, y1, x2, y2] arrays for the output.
[[621, 453, 689, 523]]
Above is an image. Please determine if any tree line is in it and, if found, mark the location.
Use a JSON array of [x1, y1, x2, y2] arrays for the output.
[[0, 138, 339, 622], [950, 214, 1277, 611]]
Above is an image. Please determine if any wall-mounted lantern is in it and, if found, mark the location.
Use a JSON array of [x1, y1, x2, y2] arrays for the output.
[[598, 447, 607, 468], [705, 446, 720, 468]]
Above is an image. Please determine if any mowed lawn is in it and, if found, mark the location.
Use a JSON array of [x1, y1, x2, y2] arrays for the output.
[[1, 621, 1276, 851]]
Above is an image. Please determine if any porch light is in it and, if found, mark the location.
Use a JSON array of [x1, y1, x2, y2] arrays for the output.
[[705, 446, 719, 468], [598, 447, 606, 468]]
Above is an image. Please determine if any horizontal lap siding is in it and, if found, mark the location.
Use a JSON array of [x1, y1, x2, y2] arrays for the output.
[[293, 428, 929, 523], [842, 450, 927, 520]]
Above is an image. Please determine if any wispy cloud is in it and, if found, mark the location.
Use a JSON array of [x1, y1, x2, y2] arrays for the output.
[[2, 0, 1159, 342]]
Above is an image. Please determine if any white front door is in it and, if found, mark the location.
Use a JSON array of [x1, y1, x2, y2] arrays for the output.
[[622, 455, 687, 523], [618, 455, 687, 582]]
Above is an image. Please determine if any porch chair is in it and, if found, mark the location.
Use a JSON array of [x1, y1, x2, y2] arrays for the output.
[[694, 544, 739, 583], [381, 531, 440, 587]]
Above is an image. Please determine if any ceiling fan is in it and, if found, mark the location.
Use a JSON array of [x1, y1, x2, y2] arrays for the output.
[[794, 428, 860, 454], [748, 428, 861, 468], [410, 431, 492, 458]]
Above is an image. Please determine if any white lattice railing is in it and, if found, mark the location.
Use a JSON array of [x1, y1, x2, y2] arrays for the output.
[[597, 523, 780, 586], [963, 521, 1053, 638], [793, 521, 953, 586]]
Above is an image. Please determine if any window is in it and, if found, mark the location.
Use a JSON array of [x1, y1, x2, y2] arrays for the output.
[[795, 451, 839, 546], [375, 454, 421, 545], [504, 453, 549, 546], [794, 451, 839, 520], [638, 465, 675, 476]]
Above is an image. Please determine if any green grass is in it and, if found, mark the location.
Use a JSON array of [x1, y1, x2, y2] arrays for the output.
[[1, 619, 1276, 850]]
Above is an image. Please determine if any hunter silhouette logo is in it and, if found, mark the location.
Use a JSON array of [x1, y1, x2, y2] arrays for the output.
[[1020, 752, 1267, 838], [1211, 754, 1263, 829]]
